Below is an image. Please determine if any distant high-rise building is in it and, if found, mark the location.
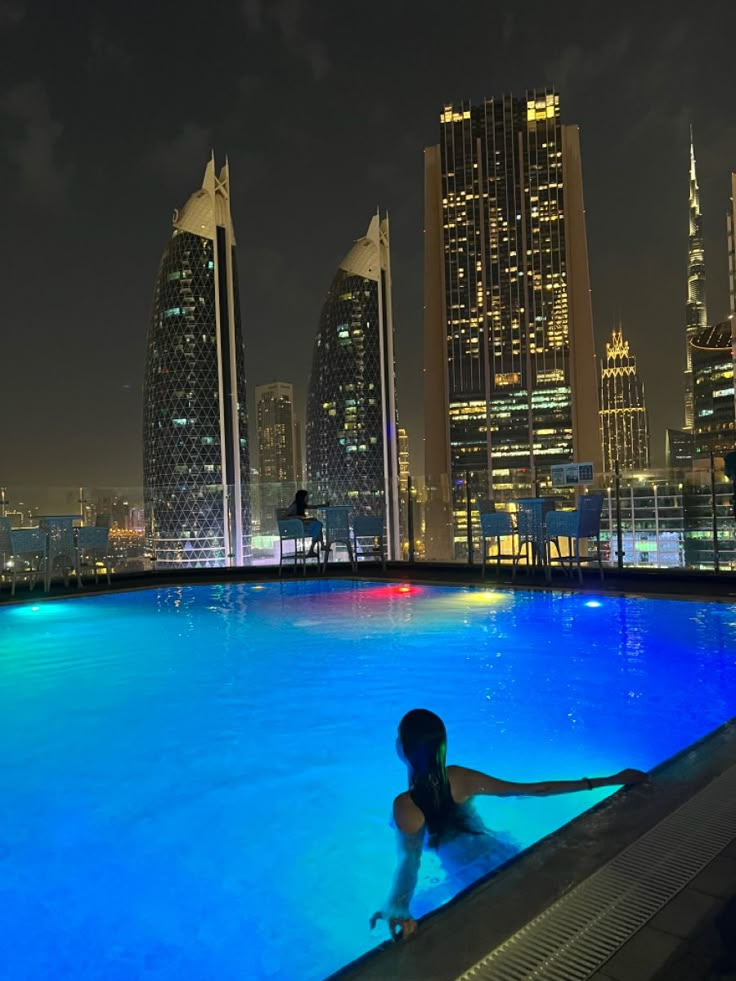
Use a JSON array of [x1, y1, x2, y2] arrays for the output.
[[691, 318, 736, 457], [599, 326, 649, 471], [665, 428, 695, 470], [306, 212, 400, 557], [143, 156, 251, 567], [293, 418, 304, 484], [424, 89, 600, 549], [728, 173, 736, 316], [255, 382, 297, 534], [398, 427, 410, 494], [256, 382, 296, 482], [684, 131, 709, 430]]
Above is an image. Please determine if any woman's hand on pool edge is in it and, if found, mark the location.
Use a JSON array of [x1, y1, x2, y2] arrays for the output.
[[370, 910, 418, 941], [609, 768, 649, 786]]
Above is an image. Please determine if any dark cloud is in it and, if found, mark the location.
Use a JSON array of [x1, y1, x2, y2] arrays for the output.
[[145, 122, 213, 188], [241, 0, 330, 80], [0, 79, 72, 207], [0, 0, 24, 28]]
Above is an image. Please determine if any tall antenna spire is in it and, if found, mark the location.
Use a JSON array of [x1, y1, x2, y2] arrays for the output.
[[684, 127, 708, 429]]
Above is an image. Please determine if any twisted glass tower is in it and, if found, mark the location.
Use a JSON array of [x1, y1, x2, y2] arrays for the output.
[[143, 157, 251, 567], [684, 130, 708, 430], [306, 213, 400, 557]]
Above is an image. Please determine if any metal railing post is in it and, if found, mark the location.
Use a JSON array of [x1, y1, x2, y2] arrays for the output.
[[710, 452, 720, 574], [407, 475, 415, 564], [614, 459, 624, 571], [465, 470, 473, 565]]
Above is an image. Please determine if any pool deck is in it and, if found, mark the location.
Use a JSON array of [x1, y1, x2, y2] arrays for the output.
[[3, 562, 736, 979]]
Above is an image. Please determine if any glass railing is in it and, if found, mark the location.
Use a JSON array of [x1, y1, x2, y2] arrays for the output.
[[1, 462, 734, 593]]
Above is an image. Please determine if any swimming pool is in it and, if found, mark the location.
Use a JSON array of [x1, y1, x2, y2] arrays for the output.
[[1, 580, 735, 979]]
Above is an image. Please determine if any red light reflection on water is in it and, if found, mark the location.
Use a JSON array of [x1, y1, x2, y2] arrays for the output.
[[356, 584, 422, 600]]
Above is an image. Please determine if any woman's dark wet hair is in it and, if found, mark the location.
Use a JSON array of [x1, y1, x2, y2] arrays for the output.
[[295, 489, 309, 507], [399, 709, 478, 846]]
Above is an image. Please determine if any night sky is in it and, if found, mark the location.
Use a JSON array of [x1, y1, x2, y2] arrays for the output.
[[1, 0, 735, 490]]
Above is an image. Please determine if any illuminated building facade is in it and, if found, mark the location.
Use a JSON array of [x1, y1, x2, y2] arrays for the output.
[[691, 318, 736, 457], [599, 326, 649, 471], [398, 427, 410, 494], [306, 212, 400, 557], [684, 131, 709, 430], [424, 89, 600, 550], [665, 428, 694, 470], [143, 156, 251, 568], [255, 381, 297, 534], [728, 173, 736, 316]]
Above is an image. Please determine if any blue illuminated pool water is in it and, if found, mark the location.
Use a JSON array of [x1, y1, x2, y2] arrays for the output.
[[1, 581, 736, 979]]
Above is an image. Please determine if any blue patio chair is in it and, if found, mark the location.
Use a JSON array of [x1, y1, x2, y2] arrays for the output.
[[322, 506, 355, 572], [546, 494, 605, 583], [277, 517, 309, 576], [353, 515, 386, 569], [0, 520, 48, 596], [76, 526, 112, 587], [512, 498, 556, 579], [475, 501, 514, 578]]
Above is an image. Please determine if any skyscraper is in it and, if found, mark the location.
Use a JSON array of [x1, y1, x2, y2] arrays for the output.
[[143, 156, 251, 567], [424, 89, 600, 545], [599, 326, 650, 471], [255, 381, 297, 533], [691, 318, 736, 457], [728, 172, 736, 316], [684, 131, 709, 430], [306, 212, 400, 557], [398, 427, 410, 495]]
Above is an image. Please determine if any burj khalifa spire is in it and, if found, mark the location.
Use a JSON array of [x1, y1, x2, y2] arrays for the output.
[[684, 127, 709, 430]]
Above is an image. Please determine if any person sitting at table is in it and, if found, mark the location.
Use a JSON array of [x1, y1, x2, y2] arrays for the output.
[[285, 489, 328, 557]]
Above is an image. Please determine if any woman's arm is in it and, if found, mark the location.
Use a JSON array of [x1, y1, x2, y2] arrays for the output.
[[370, 795, 425, 940], [448, 765, 648, 801]]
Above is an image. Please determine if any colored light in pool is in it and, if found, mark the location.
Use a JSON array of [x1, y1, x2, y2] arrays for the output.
[[585, 600, 602, 608]]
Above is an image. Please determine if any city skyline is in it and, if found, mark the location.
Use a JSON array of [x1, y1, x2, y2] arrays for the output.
[[1, 2, 736, 487]]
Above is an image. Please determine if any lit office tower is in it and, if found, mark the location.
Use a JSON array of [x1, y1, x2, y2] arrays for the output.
[[143, 156, 251, 567], [684, 131, 709, 430], [599, 326, 650, 471], [398, 427, 410, 494], [255, 381, 297, 533], [691, 319, 736, 457], [424, 90, 600, 540], [728, 173, 736, 316], [306, 212, 400, 557]]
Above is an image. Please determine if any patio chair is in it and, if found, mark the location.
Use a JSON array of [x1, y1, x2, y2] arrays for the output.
[[512, 498, 556, 579], [546, 493, 605, 583], [277, 517, 309, 576], [76, 526, 112, 587], [275, 509, 320, 575], [322, 506, 355, 572], [475, 500, 514, 578], [0, 520, 48, 596], [353, 515, 386, 569]]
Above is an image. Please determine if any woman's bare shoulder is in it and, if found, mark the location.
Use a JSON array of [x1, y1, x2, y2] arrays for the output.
[[393, 792, 425, 834], [447, 765, 472, 803]]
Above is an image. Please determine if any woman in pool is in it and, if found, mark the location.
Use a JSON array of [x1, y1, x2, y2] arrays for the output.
[[370, 708, 648, 940], [285, 489, 328, 557]]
